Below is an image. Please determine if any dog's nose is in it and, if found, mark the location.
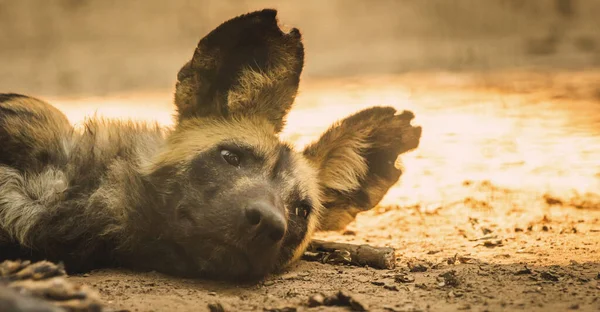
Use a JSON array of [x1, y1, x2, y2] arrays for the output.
[[245, 201, 286, 243]]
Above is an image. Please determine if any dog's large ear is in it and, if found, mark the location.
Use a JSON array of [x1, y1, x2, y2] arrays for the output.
[[303, 107, 422, 231], [174, 9, 304, 133]]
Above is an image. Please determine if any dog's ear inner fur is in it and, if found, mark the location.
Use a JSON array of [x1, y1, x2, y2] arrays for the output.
[[174, 9, 304, 133], [303, 107, 422, 231]]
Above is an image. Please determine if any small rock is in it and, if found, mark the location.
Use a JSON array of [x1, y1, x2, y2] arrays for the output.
[[540, 271, 559, 282], [427, 250, 441, 255], [437, 270, 460, 287], [542, 225, 549, 232], [458, 256, 474, 264], [447, 254, 458, 265], [308, 294, 325, 307], [415, 283, 428, 290], [308, 291, 366, 311], [515, 266, 532, 275], [342, 230, 356, 236], [208, 303, 225, 312], [263, 308, 296, 312], [448, 290, 464, 298], [383, 284, 399, 291], [394, 273, 415, 283], [371, 281, 385, 286], [263, 280, 275, 286], [514, 227, 524, 232], [408, 262, 428, 272], [280, 272, 299, 280], [568, 303, 580, 310], [482, 240, 503, 248], [577, 276, 590, 283], [544, 194, 563, 205]]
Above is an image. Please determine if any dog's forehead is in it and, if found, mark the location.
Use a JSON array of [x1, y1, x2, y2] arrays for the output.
[[159, 117, 320, 201], [158, 117, 280, 164]]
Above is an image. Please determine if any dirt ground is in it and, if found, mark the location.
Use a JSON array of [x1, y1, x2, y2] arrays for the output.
[[44, 70, 600, 311]]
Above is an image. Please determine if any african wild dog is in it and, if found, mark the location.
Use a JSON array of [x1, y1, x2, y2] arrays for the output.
[[0, 9, 422, 280]]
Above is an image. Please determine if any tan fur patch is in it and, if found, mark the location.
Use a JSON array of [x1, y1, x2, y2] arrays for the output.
[[145, 116, 281, 174], [0, 166, 68, 246]]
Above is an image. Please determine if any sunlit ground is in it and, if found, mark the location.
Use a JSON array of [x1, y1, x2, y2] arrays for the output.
[[50, 70, 600, 311], [48, 70, 600, 203]]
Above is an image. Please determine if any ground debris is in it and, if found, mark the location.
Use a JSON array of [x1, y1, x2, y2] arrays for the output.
[[540, 271, 560, 282], [515, 266, 532, 275], [307, 291, 367, 311], [263, 307, 296, 312], [446, 253, 458, 265], [208, 302, 225, 312], [1, 260, 104, 312], [458, 256, 476, 264], [543, 194, 563, 205], [437, 270, 460, 288], [481, 227, 493, 235], [303, 240, 395, 269], [324, 250, 353, 266], [408, 261, 429, 272], [476, 239, 503, 248], [468, 235, 498, 242], [383, 303, 423, 312], [371, 280, 401, 291], [394, 273, 415, 283]]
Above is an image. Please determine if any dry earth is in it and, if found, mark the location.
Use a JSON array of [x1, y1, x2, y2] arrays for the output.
[[28, 70, 600, 311]]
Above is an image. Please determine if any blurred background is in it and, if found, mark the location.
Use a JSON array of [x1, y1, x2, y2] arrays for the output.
[[0, 0, 599, 202], [1, 0, 598, 97]]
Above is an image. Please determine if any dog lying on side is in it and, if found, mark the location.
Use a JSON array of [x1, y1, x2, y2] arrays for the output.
[[0, 9, 421, 285]]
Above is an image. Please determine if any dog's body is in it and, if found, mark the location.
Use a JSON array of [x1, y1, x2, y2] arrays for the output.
[[0, 9, 422, 281]]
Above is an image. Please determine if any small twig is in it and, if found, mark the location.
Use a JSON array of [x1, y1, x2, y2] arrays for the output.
[[303, 239, 395, 269]]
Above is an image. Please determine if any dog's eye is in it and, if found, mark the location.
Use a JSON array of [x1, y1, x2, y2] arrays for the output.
[[294, 201, 312, 219], [220, 149, 240, 167]]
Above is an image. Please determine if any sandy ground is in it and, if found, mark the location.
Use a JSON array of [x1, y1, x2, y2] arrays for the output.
[[39, 70, 600, 311]]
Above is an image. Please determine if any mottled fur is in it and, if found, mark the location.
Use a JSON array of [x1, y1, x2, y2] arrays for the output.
[[0, 9, 421, 281]]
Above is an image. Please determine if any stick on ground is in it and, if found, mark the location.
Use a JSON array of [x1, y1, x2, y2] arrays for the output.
[[303, 239, 396, 270]]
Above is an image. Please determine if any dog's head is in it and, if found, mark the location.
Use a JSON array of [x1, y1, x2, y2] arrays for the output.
[[139, 10, 320, 280], [139, 9, 421, 281]]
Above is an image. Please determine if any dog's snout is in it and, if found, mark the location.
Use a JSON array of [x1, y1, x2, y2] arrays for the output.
[[244, 200, 286, 243]]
